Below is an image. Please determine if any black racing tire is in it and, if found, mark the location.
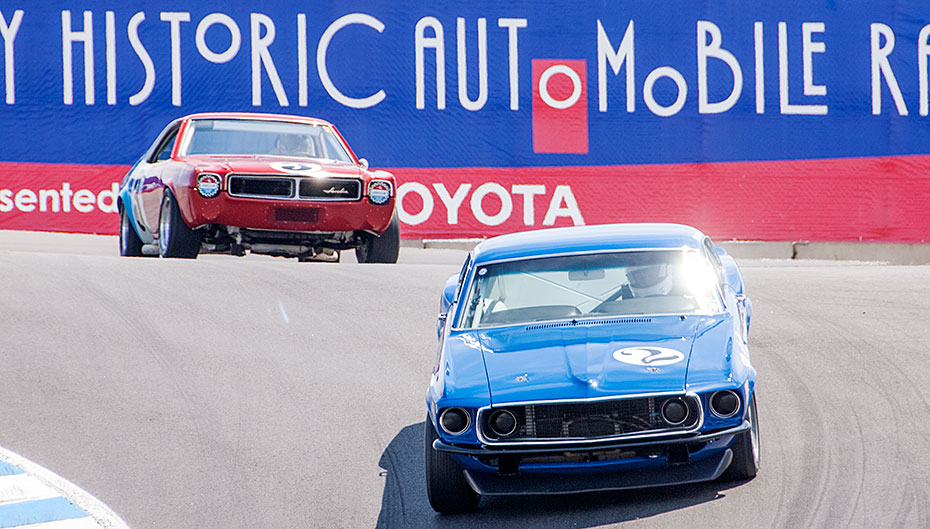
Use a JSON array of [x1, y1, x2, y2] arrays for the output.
[[424, 417, 480, 514], [157, 190, 201, 259], [722, 393, 760, 481], [355, 212, 400, 264], [119, 204, 145, 257]]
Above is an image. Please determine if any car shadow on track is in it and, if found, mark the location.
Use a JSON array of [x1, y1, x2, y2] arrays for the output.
[[375, 422, 744, 528]]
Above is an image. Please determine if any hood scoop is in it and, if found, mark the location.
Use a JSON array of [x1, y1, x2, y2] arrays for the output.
[[525, 318, 652, 331]]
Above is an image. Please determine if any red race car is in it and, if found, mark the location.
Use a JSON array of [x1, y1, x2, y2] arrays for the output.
[[117, 112, 399, 263]]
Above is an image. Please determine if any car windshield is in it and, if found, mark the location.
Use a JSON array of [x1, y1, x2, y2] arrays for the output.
[[181, 119, 353, 163], [458, 250, 723, 328]]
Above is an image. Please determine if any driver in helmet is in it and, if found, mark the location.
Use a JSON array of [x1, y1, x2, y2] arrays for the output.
[[273, 133, 313, 157], [626, 263, 673, 297]]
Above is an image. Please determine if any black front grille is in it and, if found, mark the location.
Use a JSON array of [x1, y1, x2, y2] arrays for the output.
[[299, 178, 361, 200], [228, 176, 294, 198], [482, 395, 699, 442]]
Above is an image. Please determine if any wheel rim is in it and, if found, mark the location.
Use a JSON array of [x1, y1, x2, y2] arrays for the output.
[[120, 210, 129, 253], [749, 399, 760, 468], [158, 197, 171, 256]]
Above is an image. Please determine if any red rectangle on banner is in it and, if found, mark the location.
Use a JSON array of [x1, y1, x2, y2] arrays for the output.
[[532, 59, 588, 154]]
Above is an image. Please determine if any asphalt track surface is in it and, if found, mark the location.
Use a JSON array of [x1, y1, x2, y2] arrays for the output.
[[2, 231, 930, 529]]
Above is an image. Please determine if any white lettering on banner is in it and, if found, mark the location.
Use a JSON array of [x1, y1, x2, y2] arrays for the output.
[[644, 66, 687, 117], [754, 22, 764, 113], [396, 182, 434, 225], [539, 65, 582, 109], [778, 22, 827, 115], [543, 186, 585, 225], [470, 183, 512, 226], [14, 189, 35, 211], [871, 23, 908, 115], [251, 13, 289, 106], [39, 189, 60, 212], [597, 19, 635, 112], [105, 11, 116, 105], [128, 12, 155, 106], [318, 13, 386, 109], [415, 16, 445, 110], [12, 11, 930, 120], [433, 183, 471, 224], [0, 9, 24, 104], [0, 183, 119, 214], [160, 12, 190, 107], [511, 184, 545, 225], [498, 18, 527, 110], [919, 25, 930, 116], [397, 182, 584, 227], [73, 189, 95, 213], [196, 13, 241, 64], [697, 20, 743, 114], [457, 17, 488, 111], [802, 22, 826, 97], [298, 14, 308, 106], [61, 10, 94, 105]]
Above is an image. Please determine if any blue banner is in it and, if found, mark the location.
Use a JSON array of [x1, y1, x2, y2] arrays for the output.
[[1, 1, 929, 167]]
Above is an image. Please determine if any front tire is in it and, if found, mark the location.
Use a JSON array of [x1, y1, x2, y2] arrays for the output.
[[424, 418, 480, 514], [119, 205, 145, 257], [356, 213, 400, 263], [722, 393, 760, 480], [158, 190, 201, 259]]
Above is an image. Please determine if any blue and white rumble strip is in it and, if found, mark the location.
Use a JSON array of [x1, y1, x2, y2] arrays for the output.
[[0, 446, 130, 529]]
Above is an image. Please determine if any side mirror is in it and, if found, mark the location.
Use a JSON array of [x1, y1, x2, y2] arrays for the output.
[[438, 273, 459, 339], [715, 246, 727, 256], [358, 158, 369, 170]]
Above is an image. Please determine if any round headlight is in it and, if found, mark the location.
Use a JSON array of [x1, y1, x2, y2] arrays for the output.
[[196, 173, 221, 198], [439, 407, 470, 435], [368, 180, 392, 205], [488, 409, 518, 437], [661, 398, 690, 426], [710, 390, 741, 418]]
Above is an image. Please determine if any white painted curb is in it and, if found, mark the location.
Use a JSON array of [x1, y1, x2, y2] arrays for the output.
[[0, 446, 131, 529]]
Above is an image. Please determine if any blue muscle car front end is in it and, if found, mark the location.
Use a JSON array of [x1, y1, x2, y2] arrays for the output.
[[424, 224, 759, 513]]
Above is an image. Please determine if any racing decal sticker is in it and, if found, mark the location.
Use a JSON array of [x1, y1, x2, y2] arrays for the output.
[[368, 180, 392, 205], [612, 347, 685, 366], [268, 162, 322, 175]]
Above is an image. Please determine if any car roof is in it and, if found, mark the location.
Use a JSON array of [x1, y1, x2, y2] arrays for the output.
[[179, 112, 334, 126], [471, 223, 708, 264]]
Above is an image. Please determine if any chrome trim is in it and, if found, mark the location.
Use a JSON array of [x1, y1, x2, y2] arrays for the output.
[[435, 420, 749, 456], [488, 409, 518, 437], [226, 173, 362, 202], [710, 390, 741, 418], [661, 398, 690, 426], [475, 392, 704, 447], [439, 407, 471, 436]]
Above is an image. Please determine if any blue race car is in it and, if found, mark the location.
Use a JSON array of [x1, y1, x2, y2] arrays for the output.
[[425, 223, 758, 513]]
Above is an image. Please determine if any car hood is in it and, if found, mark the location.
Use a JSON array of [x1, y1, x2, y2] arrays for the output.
[[474, 316, 716, 404], [180, 155, 363, 178]]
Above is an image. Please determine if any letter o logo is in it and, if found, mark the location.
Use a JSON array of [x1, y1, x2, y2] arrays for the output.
[[538, 65, 583, 110], [470, 183, 513, 226], [195, 13, 242, 64], [396, 182, 434, 226], [643, 66, 688, 117]]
